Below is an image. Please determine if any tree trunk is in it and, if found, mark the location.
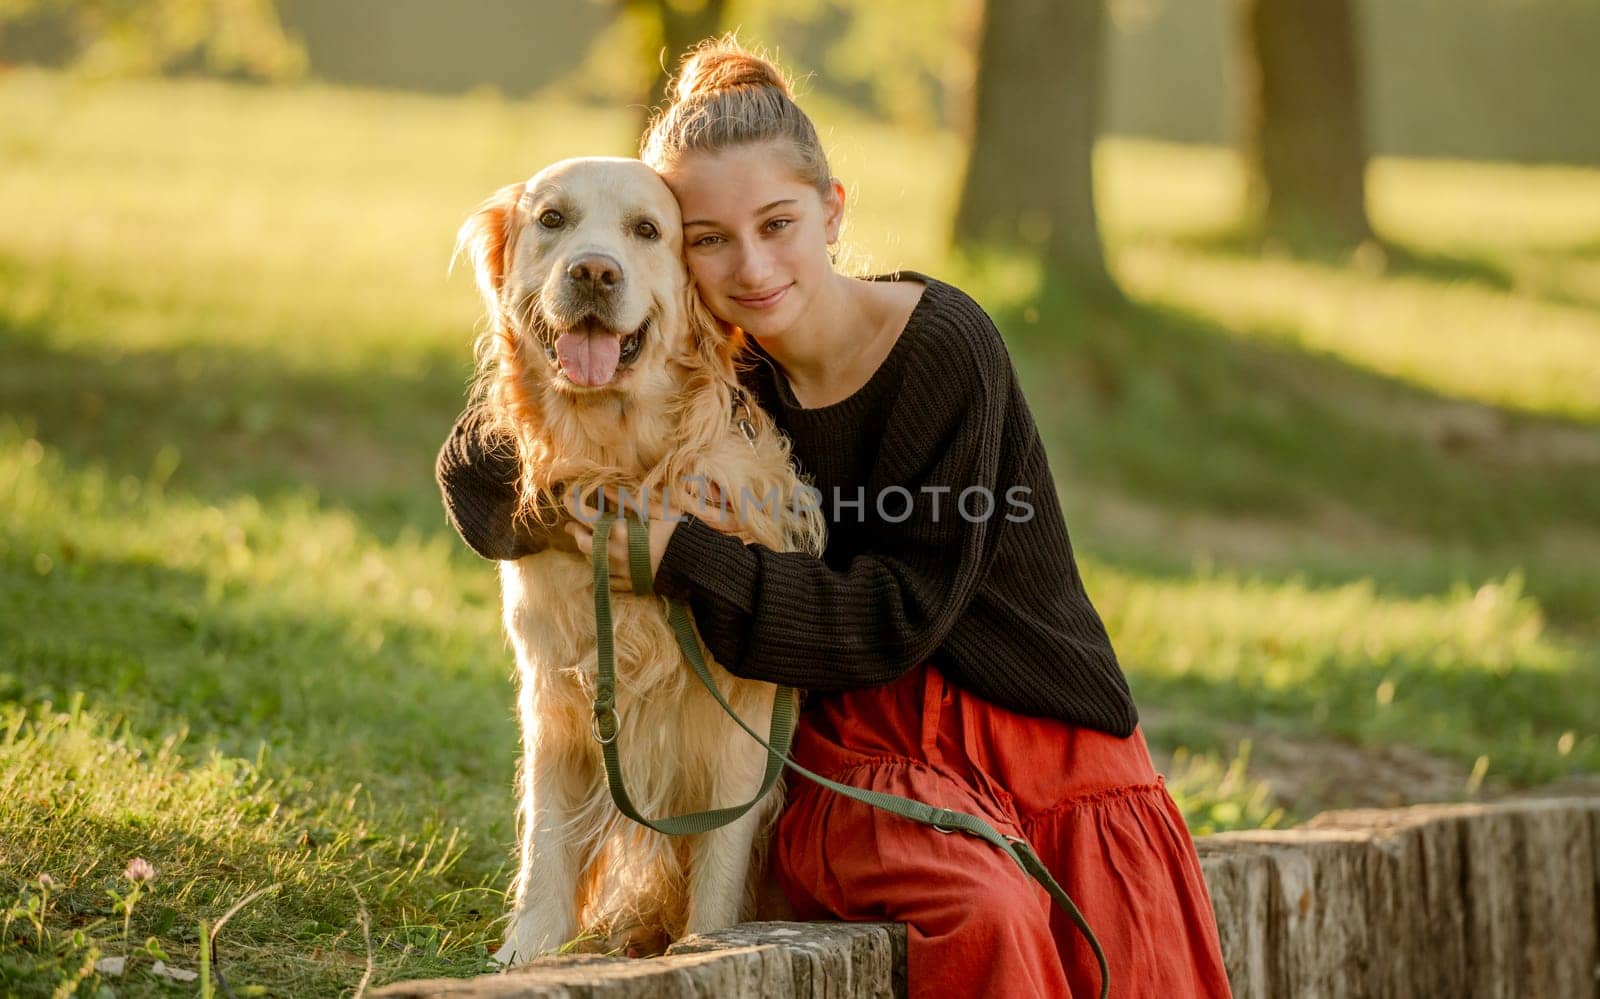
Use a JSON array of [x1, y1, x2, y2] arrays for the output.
[[630, 0, 729, 114], [952, 0, 1110, 286], [1236, 0, 1372, 246]]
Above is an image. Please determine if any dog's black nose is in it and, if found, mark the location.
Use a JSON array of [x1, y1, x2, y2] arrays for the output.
[[567, 254, 622, 291]]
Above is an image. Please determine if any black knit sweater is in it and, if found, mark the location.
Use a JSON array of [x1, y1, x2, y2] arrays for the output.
[[436, 275, 1138, 736]]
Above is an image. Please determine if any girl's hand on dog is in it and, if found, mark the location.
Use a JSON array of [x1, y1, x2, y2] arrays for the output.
[[564, 485, 749, 593]]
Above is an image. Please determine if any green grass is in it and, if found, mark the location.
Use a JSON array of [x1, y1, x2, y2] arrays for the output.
[[2, 69, 1597, 994]]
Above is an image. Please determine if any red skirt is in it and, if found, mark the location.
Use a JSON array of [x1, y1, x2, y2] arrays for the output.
[[773, 663, 1232, 998]]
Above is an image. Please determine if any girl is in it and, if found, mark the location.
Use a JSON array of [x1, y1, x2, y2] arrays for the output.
[[438, 37, 1231, 998]]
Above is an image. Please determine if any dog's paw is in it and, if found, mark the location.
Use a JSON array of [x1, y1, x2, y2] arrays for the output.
[[604, 923, 671, 959], [491, 940, 527, 968], [494, 916, 574, 968]]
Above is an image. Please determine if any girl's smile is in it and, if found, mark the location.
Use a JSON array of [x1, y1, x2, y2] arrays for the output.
[[730, 283, 792, 309]]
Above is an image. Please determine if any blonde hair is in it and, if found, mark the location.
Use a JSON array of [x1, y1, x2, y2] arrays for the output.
[[640, 35, 833, 198]]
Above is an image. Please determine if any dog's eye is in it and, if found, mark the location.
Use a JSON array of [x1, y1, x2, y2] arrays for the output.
[[634, 220, 659, 240], [538, 210, 564, 230]]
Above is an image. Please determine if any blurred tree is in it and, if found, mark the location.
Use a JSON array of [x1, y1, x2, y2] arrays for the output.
[[626, 0, 730, 111], [724, 0, 973, 129], [0, 0, 304, 79], [572, 0, 972, 135], [810, 0, 971, 128], [1235, 0, 1371, 247], [952, 0, 1111, 288]]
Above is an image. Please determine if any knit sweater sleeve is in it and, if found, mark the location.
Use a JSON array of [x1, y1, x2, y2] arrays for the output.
[[651, 316, 1009, 691], [434, 406, 560, 561]]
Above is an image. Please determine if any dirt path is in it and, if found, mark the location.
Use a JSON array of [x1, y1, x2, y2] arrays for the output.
[[1146, 721, 1600, 821]]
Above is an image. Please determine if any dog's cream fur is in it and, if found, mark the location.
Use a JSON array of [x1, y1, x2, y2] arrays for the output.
[[456, 158, 824, 965]]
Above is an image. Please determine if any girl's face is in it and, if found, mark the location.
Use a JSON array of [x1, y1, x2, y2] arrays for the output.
[[663, 142, 844, 342]]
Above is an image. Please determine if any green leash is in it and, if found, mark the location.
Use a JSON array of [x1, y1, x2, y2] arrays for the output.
[[588, 510, 796, 836], [588, 510, 1110, 999]]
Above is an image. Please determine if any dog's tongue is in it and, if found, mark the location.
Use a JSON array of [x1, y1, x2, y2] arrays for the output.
[[554, 330, 622, 387]]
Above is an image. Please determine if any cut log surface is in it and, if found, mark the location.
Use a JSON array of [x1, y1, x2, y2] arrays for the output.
[[376, 798, 1600, 998], [371, 922, 906, 999], [1196, 798, 1600, 998]]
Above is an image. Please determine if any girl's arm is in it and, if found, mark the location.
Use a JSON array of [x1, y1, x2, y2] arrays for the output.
[[435, 406, 569, 559], [650, 330, 1010, 691]]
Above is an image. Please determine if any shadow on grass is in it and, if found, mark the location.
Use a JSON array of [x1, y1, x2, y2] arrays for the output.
[[1163, 220, 1600, 311], [1567, 237, 1600, 259], [14, 480, 1590, 803], [0, 309, 476, 543], [6, 241, 1600, 631], [990, 269, 1600, 624], [1168, 222, 1515, 290], [1009, 270, 1599, 526]]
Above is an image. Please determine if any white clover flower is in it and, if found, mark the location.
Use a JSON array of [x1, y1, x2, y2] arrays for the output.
[[124, 857, 156, 883]]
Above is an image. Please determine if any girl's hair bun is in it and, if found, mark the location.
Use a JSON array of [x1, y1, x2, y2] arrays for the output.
[[672, 36, 793, 104], [642, 33, 831, 201]]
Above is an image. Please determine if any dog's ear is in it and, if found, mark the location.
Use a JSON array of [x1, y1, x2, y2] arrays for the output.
[[683, 281, 744, 381], [453, 182, 527, 330]]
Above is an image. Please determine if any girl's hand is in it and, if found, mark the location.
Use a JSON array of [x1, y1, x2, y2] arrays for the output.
[[563, 484, 748, 593]]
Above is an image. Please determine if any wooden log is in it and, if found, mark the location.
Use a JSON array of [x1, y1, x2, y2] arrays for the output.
[[1301, 805, 1471, 997], [1199, 829, 1379, 996], [1308, 800, 1599, 998], [370, 922, 905, 999], [1195, 846, 1274, 996], [376, 798, 1600, 998]]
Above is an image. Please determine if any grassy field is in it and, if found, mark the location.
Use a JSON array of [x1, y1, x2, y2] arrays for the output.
[[2, 70, 1598, 995]]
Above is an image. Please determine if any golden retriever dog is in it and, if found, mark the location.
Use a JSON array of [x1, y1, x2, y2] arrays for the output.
[[455, 157, 824, 966]]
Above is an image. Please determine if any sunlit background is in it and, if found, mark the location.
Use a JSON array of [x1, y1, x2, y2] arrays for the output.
[[2, 0, 1598, 993]]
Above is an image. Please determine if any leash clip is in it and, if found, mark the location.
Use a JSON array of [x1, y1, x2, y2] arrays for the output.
[[591, 705, 621, 745], [732, 392, 758, 447]]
